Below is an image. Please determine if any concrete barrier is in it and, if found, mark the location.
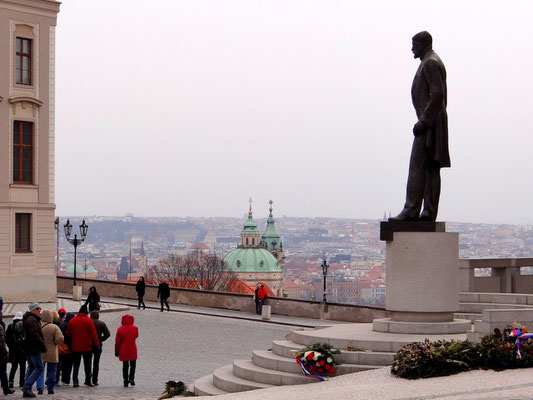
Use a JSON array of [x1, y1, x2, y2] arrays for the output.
[[57, 277, 390, 323]]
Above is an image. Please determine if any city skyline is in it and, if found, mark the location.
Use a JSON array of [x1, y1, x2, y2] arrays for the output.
[[55, 1, 533, 224]]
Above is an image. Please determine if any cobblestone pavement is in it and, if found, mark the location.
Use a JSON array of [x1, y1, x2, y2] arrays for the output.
[[5, 308, 292, 400]]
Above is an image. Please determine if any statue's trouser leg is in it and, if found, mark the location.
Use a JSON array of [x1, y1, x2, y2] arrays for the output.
[[421, 159, 441, 220], [402, 133, 427, 218]]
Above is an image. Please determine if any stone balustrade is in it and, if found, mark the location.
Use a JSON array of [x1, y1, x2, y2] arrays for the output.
[[459, 257, 533, 294]]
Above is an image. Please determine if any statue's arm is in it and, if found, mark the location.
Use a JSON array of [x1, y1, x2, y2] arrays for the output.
[[419, 60, 444, 127]]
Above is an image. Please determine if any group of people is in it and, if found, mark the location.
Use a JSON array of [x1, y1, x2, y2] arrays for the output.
[[0, 299, 138, 398], [135, 276, 171, 313]]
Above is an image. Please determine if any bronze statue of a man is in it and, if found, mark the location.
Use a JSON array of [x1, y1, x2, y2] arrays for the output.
[[390, 31, 450, 222]]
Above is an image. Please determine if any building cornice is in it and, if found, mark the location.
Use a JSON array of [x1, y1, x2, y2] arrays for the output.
[[0, 0, 60, 18], [9, 95, 43, 107]]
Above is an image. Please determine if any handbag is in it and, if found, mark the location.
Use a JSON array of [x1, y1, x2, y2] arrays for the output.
[[58, 343, 70, 355]]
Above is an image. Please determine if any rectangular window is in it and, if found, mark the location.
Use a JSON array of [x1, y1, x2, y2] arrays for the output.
[[15, 213, 31, 253], [16, 37, 32, 85], [13, 121, 33, 184]]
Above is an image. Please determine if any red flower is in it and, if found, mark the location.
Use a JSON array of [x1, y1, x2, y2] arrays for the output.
[[318, 360, 325, 366], [318, 368, 324, 373], [306, 353, 315, 361], [330, 368, 336, 374], [324, 364, 331, 370]]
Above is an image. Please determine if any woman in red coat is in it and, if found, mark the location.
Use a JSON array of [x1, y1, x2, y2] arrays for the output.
[[114, 314, 138, 387]]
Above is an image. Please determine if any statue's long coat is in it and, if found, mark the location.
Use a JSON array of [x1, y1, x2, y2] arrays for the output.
[[411, 50, 451, 168]]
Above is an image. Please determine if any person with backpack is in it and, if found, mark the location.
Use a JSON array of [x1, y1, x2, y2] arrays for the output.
[[0, 311, 15, 395], [6, 312, 25, 389], [114, 314, 138, 387], [22, 302, 47, 398], [40, 310, 63, 395], [90, 311, 110, 386], [58, 313, 75, 386]]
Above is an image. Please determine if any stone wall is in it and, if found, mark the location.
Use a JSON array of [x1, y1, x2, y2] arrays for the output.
[[57, 277, 389, 323]]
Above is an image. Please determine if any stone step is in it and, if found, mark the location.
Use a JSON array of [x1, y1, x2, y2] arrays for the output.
[[272, 340, 394, 366], [459, 302, 533, 313], [193, 374, 228, 396], [459, 292, 533, 305], [232, 359, 315, 386], [454, 312, 482, 323], [252, 349, 381, 375], [212, 364, 273, 393]]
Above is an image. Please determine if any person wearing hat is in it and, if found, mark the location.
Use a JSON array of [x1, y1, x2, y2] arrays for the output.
[[57, 309, 66, 324], [6, 311, 26, 388], [22, 302, 47, 398], [40, 310, 63, 395], [66, 305, 99, 388]]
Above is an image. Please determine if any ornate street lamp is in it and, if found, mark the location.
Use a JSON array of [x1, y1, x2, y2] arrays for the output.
[[321, 257, 329, 303], [64, 219, 88, 286]]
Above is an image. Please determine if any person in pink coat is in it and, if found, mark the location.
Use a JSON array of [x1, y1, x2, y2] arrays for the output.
[[114, 314, 138, 387]]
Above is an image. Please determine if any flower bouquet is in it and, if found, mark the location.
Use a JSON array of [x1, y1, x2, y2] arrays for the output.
[[294, 343, 340, 380], [159, 380, 194, 398]]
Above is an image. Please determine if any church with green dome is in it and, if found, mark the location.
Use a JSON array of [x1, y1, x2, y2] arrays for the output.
[[223, 199, 285, 295]]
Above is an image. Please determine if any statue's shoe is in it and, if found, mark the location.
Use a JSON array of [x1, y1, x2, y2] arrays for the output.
[[418, 213, 436, 222], [388, 213, 417, 221]]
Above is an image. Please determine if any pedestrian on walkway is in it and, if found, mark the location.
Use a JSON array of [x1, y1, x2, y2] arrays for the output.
[[254, 284, 261, 314], [90, 311, 110, 386], [58, 313, 75, 385], [85, 286, 101, 312], [136, 277, 146, 310], [40, 310, 63, 395], [57, 308, 66, 324], [115, 314, 138, 387], [22, 302, 47, 398], [6, 311, 25, 388], [157, 281, 170, 312], [0, 312, 15, 395], [257, 285, 268, 315], [66, 305, 99, 388]]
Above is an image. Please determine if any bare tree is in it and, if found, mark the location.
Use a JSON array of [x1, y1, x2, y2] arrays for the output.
[[147, 251, 236, 291]]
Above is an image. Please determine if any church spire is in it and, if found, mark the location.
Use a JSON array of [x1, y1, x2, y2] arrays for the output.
[[261, 200, 282, 251]]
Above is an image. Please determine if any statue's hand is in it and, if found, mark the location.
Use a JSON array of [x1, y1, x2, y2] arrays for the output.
[[413, 120, 426, 136]]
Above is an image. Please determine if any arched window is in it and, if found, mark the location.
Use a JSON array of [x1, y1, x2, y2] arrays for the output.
[[246, 238, 249, 245], [236, 260, 241, 268], [252, 238, 255, 245], [259, 260, 264, 268]]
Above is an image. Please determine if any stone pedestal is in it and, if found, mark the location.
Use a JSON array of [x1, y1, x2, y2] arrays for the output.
[[374, 226, 470, 334], [261, 305, 271, 320], [73, 285, 83, 301]]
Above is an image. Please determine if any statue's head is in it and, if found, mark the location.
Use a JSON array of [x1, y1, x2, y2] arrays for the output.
[[412, 31, 432, 59]]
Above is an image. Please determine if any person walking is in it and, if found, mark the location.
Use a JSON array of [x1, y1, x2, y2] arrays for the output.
[[135, 277, 146, 310], [257, 285, 268, 315], [85, 286, 101, 312], [6, 312, 25, 389], [114, 314, 138, 387], [157, 281, 170, 312], [22, 303, 47, 398], [58, 313, 75, 386], [90, 311, 110, 386], [40, 310, 63, 395], [66, 305, 99, 388], [0, 312, 15, 395]]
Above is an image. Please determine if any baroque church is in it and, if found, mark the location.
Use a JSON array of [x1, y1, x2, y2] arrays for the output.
[[223, 200, 285, 295]]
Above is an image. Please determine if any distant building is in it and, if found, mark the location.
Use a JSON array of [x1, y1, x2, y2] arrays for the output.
[[223, 200, 284, 295], [0, 0, 61, 301]]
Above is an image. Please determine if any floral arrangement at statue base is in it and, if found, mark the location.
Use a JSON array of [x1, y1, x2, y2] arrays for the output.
[[159, 380, 194, 398], [294, 343, 340, 381], [392, 323, 533, 380]]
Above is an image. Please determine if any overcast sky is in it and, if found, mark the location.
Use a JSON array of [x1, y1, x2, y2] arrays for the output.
[[55, 1, 533, 224]]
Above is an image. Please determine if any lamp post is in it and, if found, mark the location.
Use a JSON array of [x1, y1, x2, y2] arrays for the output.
[[321, 257, 329, 303], [54, 217, 59, 274], [64, 219, 88, 286]]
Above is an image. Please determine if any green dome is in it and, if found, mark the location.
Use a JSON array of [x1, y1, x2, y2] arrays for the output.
[[223, 248, 281, 273], [66, 263, 85, 274], [85, 265, 97, 273]]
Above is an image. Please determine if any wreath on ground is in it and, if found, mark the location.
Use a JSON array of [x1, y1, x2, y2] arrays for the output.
[[159, 381, 194, 398], [294, 342, 340, 380], [392, 322, 533, 379]]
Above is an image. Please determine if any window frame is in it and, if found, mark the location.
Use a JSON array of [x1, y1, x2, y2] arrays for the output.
[[15, 213, 32, 253], [12, 120, 34, 184], [15, 37, 32, 85]]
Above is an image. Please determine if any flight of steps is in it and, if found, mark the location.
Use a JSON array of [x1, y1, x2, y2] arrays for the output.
[[194, 292, 533, 396], [193, 329, 394, 396], [455, 292, 533, 322]]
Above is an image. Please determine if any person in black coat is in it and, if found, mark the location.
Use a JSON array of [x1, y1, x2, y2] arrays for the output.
[[59, 313, 75, 385], [0, 312, 15, 395], [6, 312, 25, 388], [157, 281, 170, 312], [85, 286, 101, 312], [135, 277, 146, 310]]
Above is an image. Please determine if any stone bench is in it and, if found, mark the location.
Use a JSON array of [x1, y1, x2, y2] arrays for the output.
[[467, 308, 533, 343]]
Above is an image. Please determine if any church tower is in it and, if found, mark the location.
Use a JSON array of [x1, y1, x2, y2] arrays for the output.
[[260, 200, 285, 270]]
